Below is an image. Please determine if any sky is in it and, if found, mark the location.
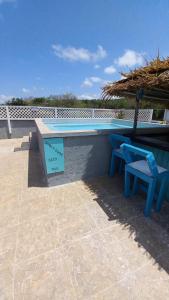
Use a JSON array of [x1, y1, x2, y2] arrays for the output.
[[0, 0, 169, 102]]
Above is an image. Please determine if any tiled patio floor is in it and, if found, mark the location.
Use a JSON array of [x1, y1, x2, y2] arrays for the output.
[[1, 137, 169, 299]]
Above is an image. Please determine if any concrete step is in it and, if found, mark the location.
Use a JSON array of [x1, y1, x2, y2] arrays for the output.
[[0, 137, 22, 147], [0, 137, 23, 153], [0, 145, 15, 154], [22, 135, 30, 143], [20, 135, 30, 150], [0, 133, 34, 153], [11, 135, 30, 152]]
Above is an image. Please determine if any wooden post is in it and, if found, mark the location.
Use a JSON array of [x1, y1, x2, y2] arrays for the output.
[[133, 97, 140, 133], [133, 88, 144, 135]]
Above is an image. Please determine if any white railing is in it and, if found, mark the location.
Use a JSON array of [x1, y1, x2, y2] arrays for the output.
[[0, 106, 153, 121], [0, 106, 153, 136], [164, 109, 169, 122]]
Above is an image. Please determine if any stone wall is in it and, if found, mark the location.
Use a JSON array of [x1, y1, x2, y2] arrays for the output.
[[0, 120, 36, 139], [38, 132, 112, 187]]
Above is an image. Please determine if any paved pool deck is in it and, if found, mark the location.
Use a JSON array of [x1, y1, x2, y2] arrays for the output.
[[1, 137, 169, 299]]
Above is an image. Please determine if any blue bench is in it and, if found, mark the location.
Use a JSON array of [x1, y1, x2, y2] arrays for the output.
[[121, 143, 169, 217], [109, 134, 131, 176]]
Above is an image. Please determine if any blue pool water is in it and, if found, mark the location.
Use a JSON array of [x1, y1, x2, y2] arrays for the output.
[[44, 119, 163, 132]]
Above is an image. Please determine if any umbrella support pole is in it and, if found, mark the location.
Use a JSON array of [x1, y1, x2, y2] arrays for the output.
[[133, 88, 144, 135]]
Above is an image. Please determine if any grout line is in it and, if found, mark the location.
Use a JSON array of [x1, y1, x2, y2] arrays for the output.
[[89, 246, 164, 300], [12, 228, 99, 268], [13, 246, 62, 267], [58, 241, 78, 300]]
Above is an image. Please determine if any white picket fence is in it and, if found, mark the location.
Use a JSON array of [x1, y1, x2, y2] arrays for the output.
[[0, 106, 154, 136], [164, 110, 169, 122], [0, 106, 153, 122]]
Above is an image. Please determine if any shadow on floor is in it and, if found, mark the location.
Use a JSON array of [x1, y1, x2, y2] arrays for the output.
[[27, 145, 169, 275], [83, 175, 169, 275], [28, 149, 46, 187]]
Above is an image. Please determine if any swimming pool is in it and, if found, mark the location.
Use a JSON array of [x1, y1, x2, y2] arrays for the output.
[[36, 118, 169, 187], [43, 119, 163, 132]]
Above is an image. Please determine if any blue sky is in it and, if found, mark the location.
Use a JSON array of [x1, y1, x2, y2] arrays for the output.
[[0, 0, 169, 102]]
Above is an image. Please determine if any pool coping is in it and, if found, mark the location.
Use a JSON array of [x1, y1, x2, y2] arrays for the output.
[[35, 118, 169, 138]]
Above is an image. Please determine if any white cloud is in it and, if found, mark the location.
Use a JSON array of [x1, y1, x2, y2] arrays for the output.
[[90, 76, 102, 83], [82, 76, 105, 88], [22, 88, 30, 94], [94, 64, 100, 69], [21, 86, 45, 95], [52, 44, 107, 62], [82, 78, 93, 87], [0, 0, 15, 4], [0, 94, 13, 104], [104, 65, 116, 74], [78, 94, 99, 100], [115, 50, 145, 67]]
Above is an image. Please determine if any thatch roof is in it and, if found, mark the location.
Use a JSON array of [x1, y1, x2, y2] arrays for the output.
[[102, 57, 169, 101]]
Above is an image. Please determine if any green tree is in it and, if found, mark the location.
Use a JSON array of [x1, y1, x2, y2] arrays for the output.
[[6, 98, 27, 106]]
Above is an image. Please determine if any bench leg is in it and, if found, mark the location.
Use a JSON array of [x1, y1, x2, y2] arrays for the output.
[[118, 159, 123, 175], [124, 170, 131, 198], [144, 179, 156, 217], [156, 177, 167, 212], [109, 152, 116, 177], [132, 176, 139, 195]]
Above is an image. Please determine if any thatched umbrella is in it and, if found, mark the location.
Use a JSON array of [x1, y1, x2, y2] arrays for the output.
[[102, 57, 169, 132]]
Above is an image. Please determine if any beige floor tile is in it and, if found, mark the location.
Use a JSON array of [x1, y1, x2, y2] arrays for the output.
[[120, 261, 169, 300], [57, 206, 97, 245], [0, 182, 18, 193], [0, 188, 20, 203], [63, 233, 119, 299], [77, 187, 98, 202], [19, 195, 55, 223], [0, 137, 22, 146], [0, 198, 20, 236], [76, 182, 107, 202], [0, 255, 15, 293], [0, 229, 17, 295], [0, 285, 13, 300], [92, 254, 169, 300], [0, 140, 169, 299], [99, 226, 157, 280], [98, 221, 137, 241], [51, 185, 87, 215], [14, 249, 76, 300], [15, 215, 59, 263], [0, 227, 17, 255], [85, 200, 117, 230], [91, 283, 135, 300], [85, 194, 139, 231], [20, 187, 51, 201]]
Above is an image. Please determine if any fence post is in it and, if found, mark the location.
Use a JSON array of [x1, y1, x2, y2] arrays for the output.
[[92, 109, 95, 118], [55, 108, 58, 118], [149, 109, 153, 122], [6, 106, 12, 138], [164, 109, 167, 121]]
